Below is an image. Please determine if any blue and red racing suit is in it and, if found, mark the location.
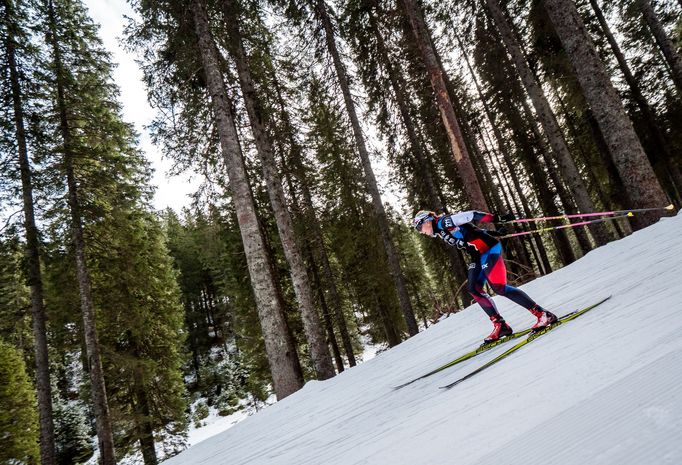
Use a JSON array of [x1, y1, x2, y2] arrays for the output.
[[433, 211, 541, 318]]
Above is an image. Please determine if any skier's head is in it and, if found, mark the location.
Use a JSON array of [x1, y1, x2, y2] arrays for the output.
[[413, 210, 436, 235]]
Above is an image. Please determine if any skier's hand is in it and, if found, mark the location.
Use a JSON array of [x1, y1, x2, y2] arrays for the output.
[[493, 212, 515, 223], [488, 227, 508, 237]]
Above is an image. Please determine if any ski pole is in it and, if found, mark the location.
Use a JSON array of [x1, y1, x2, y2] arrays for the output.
[[505, 204, 674, 224], [500, 212, 634, 239]]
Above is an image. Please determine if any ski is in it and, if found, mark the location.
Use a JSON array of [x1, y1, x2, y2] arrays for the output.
[[439, 296, 612, 390], [393, 329, 530, 389], [393, 298, 607, 389]]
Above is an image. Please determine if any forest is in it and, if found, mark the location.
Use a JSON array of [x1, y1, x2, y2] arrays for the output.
[[0, 0, 679, 463]]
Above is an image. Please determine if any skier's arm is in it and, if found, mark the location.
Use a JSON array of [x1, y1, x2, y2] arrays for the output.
[[447, 211, 494, 226]]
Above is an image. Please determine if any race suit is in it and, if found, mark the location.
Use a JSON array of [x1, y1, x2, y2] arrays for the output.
[[433, 211, 540, 318]]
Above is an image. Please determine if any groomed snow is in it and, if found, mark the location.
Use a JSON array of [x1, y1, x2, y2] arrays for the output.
[[165, 213, 682, 465]]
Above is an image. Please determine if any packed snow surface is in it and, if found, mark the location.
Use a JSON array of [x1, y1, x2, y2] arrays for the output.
[[166, 213, 682, 465]]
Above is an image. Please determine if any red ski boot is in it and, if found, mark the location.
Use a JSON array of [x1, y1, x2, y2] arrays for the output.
[[529, 306, 557, 331], [484, 315, 513, 343]]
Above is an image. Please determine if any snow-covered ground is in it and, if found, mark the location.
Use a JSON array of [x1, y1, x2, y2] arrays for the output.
[[165, 213, 682, 465]]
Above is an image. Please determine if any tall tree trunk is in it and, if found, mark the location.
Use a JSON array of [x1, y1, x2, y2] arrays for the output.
[[314, 0, 418, 337], [517, 97, 579, 264], [368, 5, 475, 299], [400, 0, 489, 211], [272, 80, 358, 367], [541, 0, 670, 228], [221, 0, 335, 380], [190, 0, 303, 399], [133, 367, 157, 465], [367, 6, 440, 210], [484, 0, 611, 245], [637, 0, 682, 92], [455, 36, 534, 274], [5, 2, 56, 462], [46, 1, 117, 462], [455, 32, 547, 274], [281, 159, 345, 372], [308, 246, 345, 372], [589, 0, 682, 203]]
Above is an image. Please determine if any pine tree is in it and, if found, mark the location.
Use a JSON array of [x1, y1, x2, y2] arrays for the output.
[[52, 395, 93, 465], [0, 1, 56, 461], [188, 0, 304, 399], [636, 0, 682, 92], [301, 74, 403, 347], [541, 0, 669, 228], [276, 0, 419, 336], [483, 0, 611, 245], [399, 0, 489, 212], [40, 0, 116, 459], [219, 0, 335, 380], [0, 339, 40, 464]]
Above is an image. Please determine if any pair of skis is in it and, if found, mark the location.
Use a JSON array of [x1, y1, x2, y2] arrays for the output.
[[393, 296, 611, 391]]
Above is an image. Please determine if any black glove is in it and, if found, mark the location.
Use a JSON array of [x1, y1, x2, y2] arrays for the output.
[[488, 226, 508, 237], [493, 212, 516, 223]]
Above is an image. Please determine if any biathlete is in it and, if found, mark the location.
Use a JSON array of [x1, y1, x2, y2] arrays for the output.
[[413, 210, 557, 343]]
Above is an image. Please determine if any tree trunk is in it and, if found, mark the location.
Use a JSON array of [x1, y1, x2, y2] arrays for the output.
[[484, 0, 611, 245], [368, 5, 477, 294], [368, 6, 440, 211], [517, 97, 579, 264], [5, 2, 56, 462], [46, 1, 117, 462], [637, 0, 682, 92], [308, 248, 345, 372], [314, 0, 418, 337], [542, 0, 669, 228], [221, 0, 335, 380], [190, 0, 303, 399], [133, 367, 157, 465], [272, 79, 358, 368], [400, 0, 489, 212], [589, 0, 681, 204]]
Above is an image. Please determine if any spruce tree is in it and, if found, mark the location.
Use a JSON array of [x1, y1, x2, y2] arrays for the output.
[[0, 339, 40, 464], [541, 0, 669, 228], [219, 0, 335, 380], [0, 1, 56, 461], [189, 0, 304, 399]]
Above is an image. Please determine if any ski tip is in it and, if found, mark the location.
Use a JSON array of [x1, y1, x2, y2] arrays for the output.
[[627, 212, 634, 217], [665, 203, 675, 211]]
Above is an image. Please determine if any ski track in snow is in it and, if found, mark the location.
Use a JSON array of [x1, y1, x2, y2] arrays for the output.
[[165, 214, 682, 465]]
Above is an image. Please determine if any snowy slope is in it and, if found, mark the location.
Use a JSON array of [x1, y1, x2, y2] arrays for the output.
[[166, 213, 682, 465]]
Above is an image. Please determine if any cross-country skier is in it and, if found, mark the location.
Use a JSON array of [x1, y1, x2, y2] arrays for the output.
[[413, 210, 557, 343]]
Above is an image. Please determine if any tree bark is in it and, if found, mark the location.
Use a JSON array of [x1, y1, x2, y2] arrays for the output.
[[314, 0, 418, 337], [484, 0, 611, 245], [5, 2, 56, 462], [272, 78, 358, 367], [366, 3, 440, 211], [133, 367, 157, 465], [542, 0, 669, 228], [46, 1, 116, 462], [400, 0, 489, 212], [637, 0, 682, 92], [190, 0, 303, 399], [589, 0, 681, 204], [221, 0, 335, 380]]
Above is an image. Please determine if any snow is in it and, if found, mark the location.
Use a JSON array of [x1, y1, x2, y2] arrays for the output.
[[187, 397, 275, 446], [164, 213, 682, 465]]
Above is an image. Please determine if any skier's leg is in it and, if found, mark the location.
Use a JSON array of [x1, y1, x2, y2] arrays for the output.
[[484, 243, 540, 310], [466, 260, 499, 318], [484, 244, 557, 328], [468, 257, 512, 342]]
